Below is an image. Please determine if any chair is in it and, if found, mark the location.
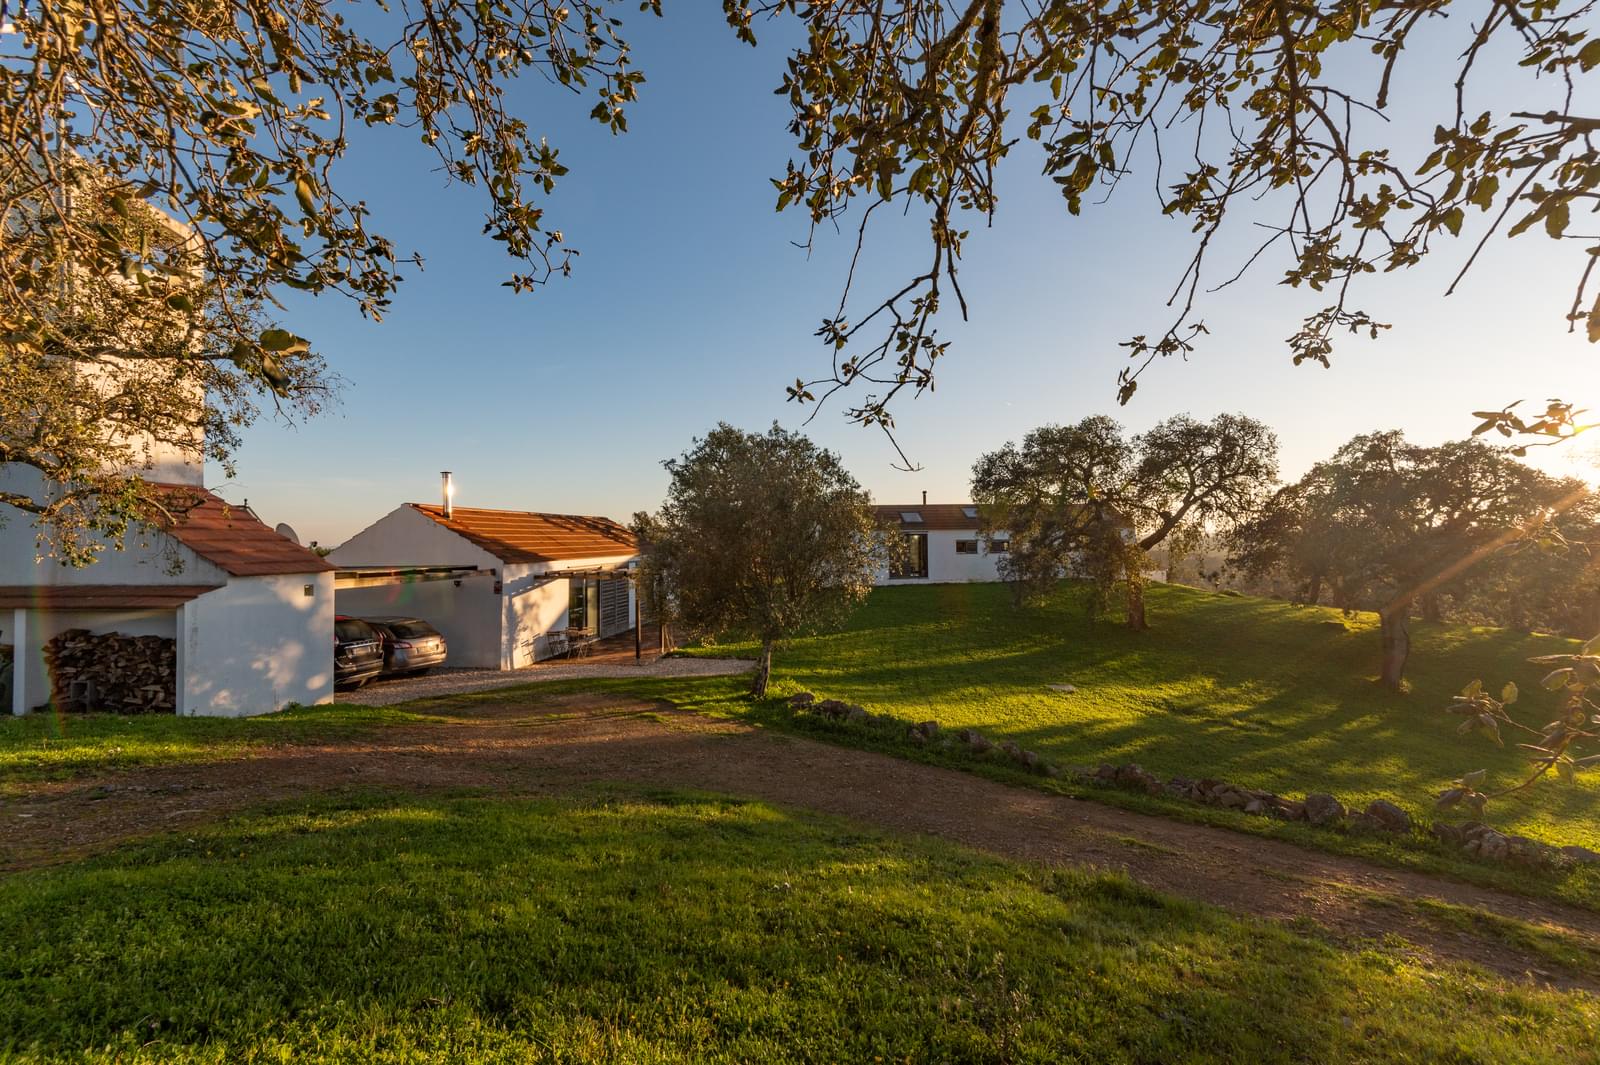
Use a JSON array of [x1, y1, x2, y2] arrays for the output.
[[543, 631, 570, 661]]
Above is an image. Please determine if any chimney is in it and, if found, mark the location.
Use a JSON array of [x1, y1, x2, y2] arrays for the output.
[[441, 471, 454, 519], [922, 490, 927, 505]]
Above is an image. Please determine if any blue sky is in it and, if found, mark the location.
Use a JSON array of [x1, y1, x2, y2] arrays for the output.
[[221, 5, 1599, 547]]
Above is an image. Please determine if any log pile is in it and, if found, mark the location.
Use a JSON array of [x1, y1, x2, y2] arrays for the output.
[[44, 629, 177, 714]]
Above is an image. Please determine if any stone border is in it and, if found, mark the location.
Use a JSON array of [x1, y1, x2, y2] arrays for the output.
[[783, 692, 1600, 872]]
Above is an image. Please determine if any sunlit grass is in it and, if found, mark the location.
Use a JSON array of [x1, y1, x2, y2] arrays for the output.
[[0, 703, 438, 786], [2, 790, 1594, 1063], [685, 582, 1600, 852]]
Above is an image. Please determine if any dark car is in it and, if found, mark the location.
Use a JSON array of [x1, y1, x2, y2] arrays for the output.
[[364, 616, 449, 677], [334, 616, 385, 689]]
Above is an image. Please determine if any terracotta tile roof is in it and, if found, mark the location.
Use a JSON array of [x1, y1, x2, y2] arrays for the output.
[[0, 584, 222, 610], [409, 504, 637, 564], [875, 503, 987, 531], [148, 484, 335, 576]]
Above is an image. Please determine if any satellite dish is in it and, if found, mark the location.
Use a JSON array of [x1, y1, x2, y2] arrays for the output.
[[275, 522, 302, 545]]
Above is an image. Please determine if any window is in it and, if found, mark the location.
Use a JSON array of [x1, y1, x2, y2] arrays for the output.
[[962, 506, 978, 520], [899, 511, 923, 524], [889, 533, 929, 579], [988, 539, 1010, 554], [569, 578, 598, 634], [955, 540, 979, 554]]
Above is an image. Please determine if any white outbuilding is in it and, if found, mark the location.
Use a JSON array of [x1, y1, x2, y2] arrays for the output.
[[874, 503, 1012, 584], [1, 480, 335, 717], [329, 498, 639, 669]]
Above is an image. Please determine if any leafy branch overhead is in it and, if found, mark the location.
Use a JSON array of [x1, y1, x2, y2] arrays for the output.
[[2, 0, 652, 561], [1442, 641, 1600, 815], [751, 0, 1600, 424]]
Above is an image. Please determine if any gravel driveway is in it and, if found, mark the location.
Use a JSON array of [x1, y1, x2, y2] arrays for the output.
[[340, 656, 753, 706]]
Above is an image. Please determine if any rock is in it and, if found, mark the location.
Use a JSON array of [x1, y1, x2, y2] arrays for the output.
[[788, 692, 816, 708], [845, 707, 870, 724], [1020, 749, 1041, 770], [905, 729, 927, 746], [1363, 800, 1411, 833], [1467, 829, 1510, 862], [915, 720, 940, 738], [1044, 764, 1061, 779], [1303, 793, 1345, 827], [1243, 799, 1267, 816], [1047, 683, 1077, 693], [1218, 791, 1249, 809], [966, 733, 994, 754], [1282, 800, 1307, 821], [1560, 845, 1600, 865], [816, 699, 849, 719], [1094, 763, 1118, 782]]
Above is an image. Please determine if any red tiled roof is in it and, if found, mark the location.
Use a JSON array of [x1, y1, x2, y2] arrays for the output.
[[0, 584, 221, 610], [409, 504, 637, 564], [149, 484, 334, 576], [875, 503, 986, 531]]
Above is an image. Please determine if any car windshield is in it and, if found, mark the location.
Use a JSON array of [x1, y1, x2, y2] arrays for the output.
[[336, 619, 374, 642], [383, 620, 438, 639]]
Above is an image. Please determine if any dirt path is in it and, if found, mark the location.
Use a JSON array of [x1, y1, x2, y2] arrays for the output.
[[7, 693, 1600, 989]]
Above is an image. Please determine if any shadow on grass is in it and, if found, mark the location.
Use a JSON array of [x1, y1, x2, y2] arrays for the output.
[[1, 791, 1592, 1064]]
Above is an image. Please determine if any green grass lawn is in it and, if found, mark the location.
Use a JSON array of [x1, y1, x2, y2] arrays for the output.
[[2, 789, 1594, 1064], [0, 703, 438, 786], [689, 582, 1600, 853]]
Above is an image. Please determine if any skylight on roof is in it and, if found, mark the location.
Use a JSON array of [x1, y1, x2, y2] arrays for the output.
[[900, 511, 923, 523], [962, 506, 978, 519]]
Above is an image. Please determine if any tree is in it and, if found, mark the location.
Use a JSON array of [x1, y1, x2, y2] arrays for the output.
[[972, 413, 1278, 629], [631, 423, 891, 697], [3, 0, 646, 559], [767, 0, 1600, 434], [1229, 431, 1592, 689]]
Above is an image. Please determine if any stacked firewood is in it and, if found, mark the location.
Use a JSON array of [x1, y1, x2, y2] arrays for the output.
[[44, 629, 177, 714]]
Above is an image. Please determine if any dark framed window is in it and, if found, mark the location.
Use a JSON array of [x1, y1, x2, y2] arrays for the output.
[[955, 540, 979, 554], [568, 578, 598, 634], [890, 533, 929, 579], [987, 539, 1010, 554]]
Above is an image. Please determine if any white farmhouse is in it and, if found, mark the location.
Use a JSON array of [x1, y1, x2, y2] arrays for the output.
[[0, 468, 335, 717], [874, 503, 1011, 584], [329, 492, 638, 669]]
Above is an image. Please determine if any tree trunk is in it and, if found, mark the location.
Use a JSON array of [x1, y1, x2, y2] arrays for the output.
[[1378, 607, 1410, 691], [1304, 574, 1323, 606], [751, 638, 775, 698], [1420, 593, 1442, 623], [1125, 579, 1148, 632]]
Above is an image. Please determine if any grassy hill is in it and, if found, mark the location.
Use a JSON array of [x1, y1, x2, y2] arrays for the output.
[[694, 582, 1600, 851]]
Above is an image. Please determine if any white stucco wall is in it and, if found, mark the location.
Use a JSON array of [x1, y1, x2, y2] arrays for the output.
[[335, 572, 503, 670], [875, 528, 1009, 585], [504, 556, 638, 669], [178, 572, 334, 717], [0, 474, 226, 585], [328, 506, 501, 570], [7, 607, 178, 715]]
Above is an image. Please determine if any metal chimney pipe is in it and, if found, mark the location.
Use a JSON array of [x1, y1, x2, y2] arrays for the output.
[[441, 471, 454, 519], [922, 490, 927, 505]]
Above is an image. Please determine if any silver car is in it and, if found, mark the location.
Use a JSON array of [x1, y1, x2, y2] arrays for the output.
[[364, 616, 449, 677]]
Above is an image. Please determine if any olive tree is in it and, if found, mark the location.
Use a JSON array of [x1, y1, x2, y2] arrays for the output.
[[631, 423, 892, 697], [972, 413, 1278, 629]]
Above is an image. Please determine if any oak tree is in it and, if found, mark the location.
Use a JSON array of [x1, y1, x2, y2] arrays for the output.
[[1228, 431, 1592, 688], [972, 413, 1278, 628]]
